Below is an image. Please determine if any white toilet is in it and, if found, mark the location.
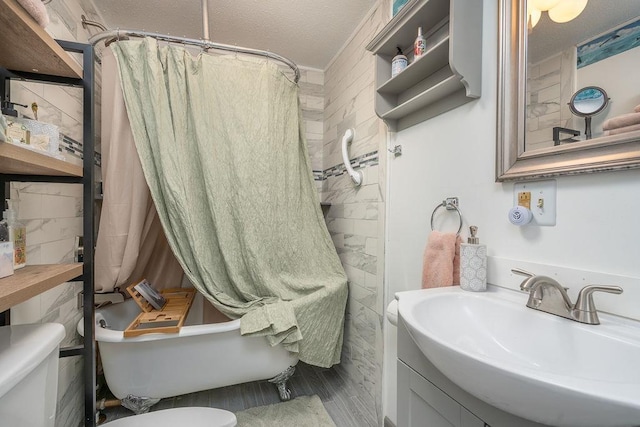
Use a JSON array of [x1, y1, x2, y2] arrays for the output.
[[0, 322, 237, 427], [0, 323, 65, 427]]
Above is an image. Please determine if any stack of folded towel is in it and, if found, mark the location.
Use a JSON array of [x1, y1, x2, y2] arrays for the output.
[[16, 0, 50, 28], [603, 104, 640, 136]]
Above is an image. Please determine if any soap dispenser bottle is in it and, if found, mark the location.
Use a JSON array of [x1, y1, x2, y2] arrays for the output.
[[4, 199, 26, 270], [460, 226, 487, 292]]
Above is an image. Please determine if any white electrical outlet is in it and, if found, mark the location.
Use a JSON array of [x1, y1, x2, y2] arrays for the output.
[[513, 180, 556, 226]]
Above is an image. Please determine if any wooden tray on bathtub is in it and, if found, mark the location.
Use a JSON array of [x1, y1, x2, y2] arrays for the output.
[[124, 286, 196, 337]]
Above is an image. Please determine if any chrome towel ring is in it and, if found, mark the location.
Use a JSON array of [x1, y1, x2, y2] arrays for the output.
[[430, 197, 463, 235]]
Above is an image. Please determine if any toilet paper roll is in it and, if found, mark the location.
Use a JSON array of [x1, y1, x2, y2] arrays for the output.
[[386, 299, 398, 326]]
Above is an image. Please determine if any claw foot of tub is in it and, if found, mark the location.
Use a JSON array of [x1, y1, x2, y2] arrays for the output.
[[120, 394, 161, 414], [268, 365, 296, 401]]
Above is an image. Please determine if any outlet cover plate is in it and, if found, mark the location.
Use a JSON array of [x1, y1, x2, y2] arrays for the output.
[[514, 180, 556, 226]]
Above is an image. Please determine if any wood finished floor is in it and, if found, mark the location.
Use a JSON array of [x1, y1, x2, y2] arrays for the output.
[[99, 362, 378, 426]]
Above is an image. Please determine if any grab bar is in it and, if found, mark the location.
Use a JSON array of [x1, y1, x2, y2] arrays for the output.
[[341, 129, 363, 186]]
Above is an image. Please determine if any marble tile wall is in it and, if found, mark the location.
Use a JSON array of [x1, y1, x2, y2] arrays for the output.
[[8, 0, 100, 425], [293, 67, 326, 194], [321, 0, 390, 424], [526, 48, 576, 150]]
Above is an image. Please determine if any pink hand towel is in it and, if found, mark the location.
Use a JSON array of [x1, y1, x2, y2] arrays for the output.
[[422, 231, 462, 289]]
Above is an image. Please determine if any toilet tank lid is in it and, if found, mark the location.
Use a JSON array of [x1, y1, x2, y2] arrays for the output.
[[0, 323, 65, 399]]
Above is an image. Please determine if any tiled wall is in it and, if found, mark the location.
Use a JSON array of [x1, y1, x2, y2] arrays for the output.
[[526, 48, 576, 150], [294, 67, 325, 193], [321, 0, 390, 423], [8, 0, 102, 425]]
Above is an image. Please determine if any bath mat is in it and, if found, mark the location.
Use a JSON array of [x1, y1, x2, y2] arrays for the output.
[[235, 395, 336, 427]]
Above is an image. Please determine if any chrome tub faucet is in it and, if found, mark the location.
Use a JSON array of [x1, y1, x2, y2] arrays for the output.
[[511, 268, 623, 325]]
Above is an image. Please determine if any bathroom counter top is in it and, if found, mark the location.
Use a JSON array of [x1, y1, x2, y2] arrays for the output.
[[0, 142, 83, 177], [0, 0, 83, 78], [0, 264, 83, 312]]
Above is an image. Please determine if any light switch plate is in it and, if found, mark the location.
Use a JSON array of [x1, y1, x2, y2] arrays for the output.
[[513, 180, 556, 226]]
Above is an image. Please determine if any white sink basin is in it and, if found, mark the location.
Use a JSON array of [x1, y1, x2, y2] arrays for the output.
[[397, 286, 640, 427]]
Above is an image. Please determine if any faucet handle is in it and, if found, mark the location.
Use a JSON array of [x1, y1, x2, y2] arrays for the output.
[[573, 285, 623, 325], [511, 268, 535, 277], [512, 268, 537, 292]]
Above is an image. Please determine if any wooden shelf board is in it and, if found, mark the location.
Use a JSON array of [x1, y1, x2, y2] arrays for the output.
[[0, 263, 83, 312], [0, 143, 83, 177], [378, 37, 450, 95], [381, 74, 462, 120], [0, 0, 82, 79]]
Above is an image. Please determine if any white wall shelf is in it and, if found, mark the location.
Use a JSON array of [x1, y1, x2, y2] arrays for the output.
[[366, 0, 483, 131]]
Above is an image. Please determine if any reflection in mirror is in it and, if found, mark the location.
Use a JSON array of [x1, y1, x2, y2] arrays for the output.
[[525, 0, 640, 152], [496, 0, 640, 181], [569, 87, 608, 116], [568, 86, 609, 141]]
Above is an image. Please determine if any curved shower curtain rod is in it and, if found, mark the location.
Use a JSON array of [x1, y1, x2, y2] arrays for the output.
[[88, 29, 301, 83]]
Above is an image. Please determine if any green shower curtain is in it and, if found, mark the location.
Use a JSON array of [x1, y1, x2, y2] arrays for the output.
[[111, 38, 347, 368]]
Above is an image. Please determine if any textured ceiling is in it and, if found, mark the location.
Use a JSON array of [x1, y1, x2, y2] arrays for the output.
[[88, 0, 377, 70], [529, 0, 640, 63]]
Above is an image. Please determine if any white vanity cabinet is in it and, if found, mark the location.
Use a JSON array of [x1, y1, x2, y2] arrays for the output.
[[397, 317, 549, 427], [398, 362, 485, 427]]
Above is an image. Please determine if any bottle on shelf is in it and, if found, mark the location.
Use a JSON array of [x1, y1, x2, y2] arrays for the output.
[[391, 47, 408, 77], [4, 199, 26, 270], [414, 26, 426, 59], [0, 214, 13, 278]]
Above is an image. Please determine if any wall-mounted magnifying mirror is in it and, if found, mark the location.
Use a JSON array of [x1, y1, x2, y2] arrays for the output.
[[569, 86, 610, 140], [497, 0, 640, 181]]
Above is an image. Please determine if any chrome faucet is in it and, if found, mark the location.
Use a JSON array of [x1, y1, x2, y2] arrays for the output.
[[511, 268, 623, 325]]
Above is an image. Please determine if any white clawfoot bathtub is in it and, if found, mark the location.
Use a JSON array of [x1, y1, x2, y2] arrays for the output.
[[77, 293, 298, 411]]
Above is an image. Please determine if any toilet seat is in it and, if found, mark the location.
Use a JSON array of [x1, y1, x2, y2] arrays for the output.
[[104, 407, 237, 427]]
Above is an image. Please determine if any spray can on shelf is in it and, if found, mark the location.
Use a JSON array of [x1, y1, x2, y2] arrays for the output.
[[414, 26, 426, 59], [391, 47, 408, 78]]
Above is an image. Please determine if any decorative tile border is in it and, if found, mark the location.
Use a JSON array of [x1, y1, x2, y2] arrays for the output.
[[60, 134, 101, 167], [313, 150, 378, 181]]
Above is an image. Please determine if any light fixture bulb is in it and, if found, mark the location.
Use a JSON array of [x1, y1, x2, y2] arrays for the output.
[[530, 0, 562, 12], [549, 0, 588, 23], [528, 4, 542, 29]]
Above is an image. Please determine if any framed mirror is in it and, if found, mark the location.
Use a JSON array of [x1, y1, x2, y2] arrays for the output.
[[496, 0, 640, 181]]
